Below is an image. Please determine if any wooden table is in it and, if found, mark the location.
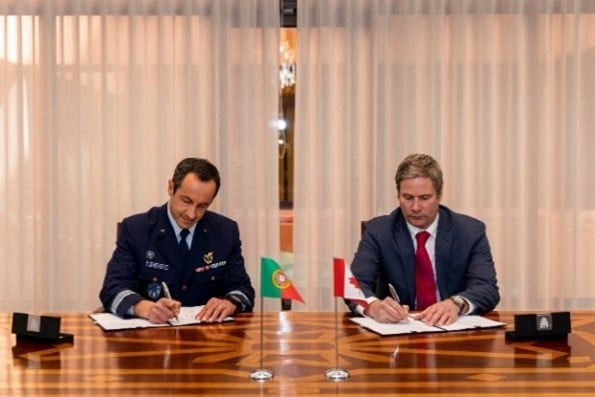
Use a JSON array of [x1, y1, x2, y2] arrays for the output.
[[1, 311, 594, 396]]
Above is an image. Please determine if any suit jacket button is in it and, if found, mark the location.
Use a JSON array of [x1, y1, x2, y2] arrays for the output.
[[182, 285, 188, 291]]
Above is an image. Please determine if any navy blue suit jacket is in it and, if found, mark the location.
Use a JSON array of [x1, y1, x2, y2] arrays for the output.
[[99, 204, 255, 317], [350, 205, 499, 313]]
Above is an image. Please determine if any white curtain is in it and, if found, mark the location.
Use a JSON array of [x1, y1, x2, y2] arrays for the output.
[[0, 0, 280, 312], [294, 0, 595, 311]]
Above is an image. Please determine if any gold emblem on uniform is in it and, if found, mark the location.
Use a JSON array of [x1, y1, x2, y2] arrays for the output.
[[203, 251, 214, 264]]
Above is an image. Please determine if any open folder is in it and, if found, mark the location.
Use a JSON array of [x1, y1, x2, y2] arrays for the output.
[[89, 306, 233, 331], [351, 315, 505, 336]]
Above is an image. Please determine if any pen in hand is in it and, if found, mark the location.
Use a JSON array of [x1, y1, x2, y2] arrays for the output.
[[161, 281, 179, 321], [388, 283, 401, 303], [388, 283, 409, 322]]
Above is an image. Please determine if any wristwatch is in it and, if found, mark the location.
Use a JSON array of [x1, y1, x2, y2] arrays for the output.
[[450, 295, 468, 315], [224, 294, 243, 313]]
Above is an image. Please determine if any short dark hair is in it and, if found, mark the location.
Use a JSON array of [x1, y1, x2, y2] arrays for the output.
[[394, 154, 443, 197], [171, 158, 221, 196]]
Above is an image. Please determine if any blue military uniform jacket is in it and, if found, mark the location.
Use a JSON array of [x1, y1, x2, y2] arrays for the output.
[[99, 204, 255, 317], [350, 205, 500, 314]]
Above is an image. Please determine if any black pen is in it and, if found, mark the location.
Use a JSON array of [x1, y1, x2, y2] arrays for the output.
[[161, 281, 179, 321]]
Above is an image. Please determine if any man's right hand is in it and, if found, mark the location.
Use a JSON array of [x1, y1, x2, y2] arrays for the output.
[[134, 298, 181, 324], [365, 298, 409, 323]]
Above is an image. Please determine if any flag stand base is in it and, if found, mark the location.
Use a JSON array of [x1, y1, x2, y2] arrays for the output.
[[250, 369, 274, 381], [325, 368, 349, 381]]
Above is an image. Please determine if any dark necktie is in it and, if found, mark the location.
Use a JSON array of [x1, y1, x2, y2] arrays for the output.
[[179, 229, 190, 258], [415, 231, 436, 310]]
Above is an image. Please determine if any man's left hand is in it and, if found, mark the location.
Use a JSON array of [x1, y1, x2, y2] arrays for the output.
[[196, 297, 236, 323], [413, 299, 460, 326]]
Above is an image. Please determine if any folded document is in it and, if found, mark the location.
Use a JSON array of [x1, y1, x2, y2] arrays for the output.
[[90, 306, 233, 331], [351, 315, 505, 336]]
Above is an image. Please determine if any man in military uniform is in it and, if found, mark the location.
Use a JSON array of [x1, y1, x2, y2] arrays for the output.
[[100, 158, 254, 323]]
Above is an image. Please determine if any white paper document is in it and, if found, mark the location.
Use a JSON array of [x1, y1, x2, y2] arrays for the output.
[[167, 306, 233, 326], [351, 315, 505, 336], [437, 315, 505, 331], [89, 306, 233, 331]]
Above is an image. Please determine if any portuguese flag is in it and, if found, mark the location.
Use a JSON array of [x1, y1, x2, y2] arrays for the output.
[[260, 257, 305, 304]]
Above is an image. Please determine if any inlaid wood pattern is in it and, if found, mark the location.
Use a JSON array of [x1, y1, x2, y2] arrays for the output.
[[1, 311, 594, 396]]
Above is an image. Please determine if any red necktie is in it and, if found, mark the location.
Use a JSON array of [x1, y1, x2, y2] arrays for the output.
[[415, 231, 436, 310]]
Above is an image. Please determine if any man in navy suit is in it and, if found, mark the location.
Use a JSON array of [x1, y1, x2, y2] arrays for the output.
[[100, 158, 254, 324], [350, 154, 499, 326]]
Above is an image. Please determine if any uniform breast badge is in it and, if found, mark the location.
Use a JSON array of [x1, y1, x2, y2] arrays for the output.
[[203, 251, 214, 264], [147, 279, 162, 301]]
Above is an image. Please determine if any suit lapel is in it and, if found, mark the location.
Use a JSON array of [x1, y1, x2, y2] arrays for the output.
[[152, 208, 184, 276], [434, 207, 453, 300], [394, 212, 417, 306]]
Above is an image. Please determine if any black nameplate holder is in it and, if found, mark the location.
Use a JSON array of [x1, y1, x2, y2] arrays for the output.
[[505, 311, 571, 341], [11, 312, 74, 344]]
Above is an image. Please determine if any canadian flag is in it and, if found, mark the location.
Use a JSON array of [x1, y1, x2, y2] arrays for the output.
[[333, 257, 369, 309]]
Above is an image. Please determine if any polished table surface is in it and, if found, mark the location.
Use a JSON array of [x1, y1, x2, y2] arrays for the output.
[[1, 310, 594, 396]]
